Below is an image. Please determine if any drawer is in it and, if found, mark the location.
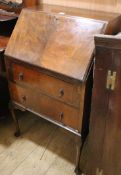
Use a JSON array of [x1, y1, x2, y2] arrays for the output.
[[9, 82, 81, 131], [11, 63, 80, 108]]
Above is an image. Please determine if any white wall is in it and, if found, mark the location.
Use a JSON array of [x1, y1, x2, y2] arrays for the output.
[[41, 0, 121, 13]]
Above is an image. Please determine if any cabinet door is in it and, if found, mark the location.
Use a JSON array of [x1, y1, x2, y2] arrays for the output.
[[102, 49, 121, 175], [81, 36, 121, 175]]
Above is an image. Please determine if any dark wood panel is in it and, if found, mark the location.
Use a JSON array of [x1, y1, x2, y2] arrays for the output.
[[82, 46, 113, 175], [102, 49, 121, 175], [81, 35, 121, 175]]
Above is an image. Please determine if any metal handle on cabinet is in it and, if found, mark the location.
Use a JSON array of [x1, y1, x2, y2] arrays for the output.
[[59, 89, 64, 97], [59, 112, 64, 121], [19, 73, 24, 81], [22, 95, 26, 102], [96, 168, 103, 175]]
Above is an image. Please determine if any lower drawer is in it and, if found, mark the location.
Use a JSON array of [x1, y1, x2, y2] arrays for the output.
[[9, 82, 81, 131]]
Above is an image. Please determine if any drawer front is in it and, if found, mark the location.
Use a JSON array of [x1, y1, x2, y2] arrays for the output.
[[11, 63, 80, 108], [10, 83, 81, 131]]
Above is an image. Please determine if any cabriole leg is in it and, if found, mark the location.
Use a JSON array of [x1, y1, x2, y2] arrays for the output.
[[9, 102, 21, 137], [75, 136, 83, 175]]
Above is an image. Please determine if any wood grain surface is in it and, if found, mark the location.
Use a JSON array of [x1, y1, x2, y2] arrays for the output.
[[5, 9, 106, 82], [80, 34, 121, 175]]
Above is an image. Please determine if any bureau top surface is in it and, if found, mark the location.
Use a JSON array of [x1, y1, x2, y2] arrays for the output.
[[5, 9, 106, 82]]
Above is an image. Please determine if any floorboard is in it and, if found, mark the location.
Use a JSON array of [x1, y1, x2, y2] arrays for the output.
[[0, 111, 77, 175]]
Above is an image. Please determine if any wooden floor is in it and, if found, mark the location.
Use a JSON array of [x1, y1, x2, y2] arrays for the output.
[[0, 111, 78, 175]]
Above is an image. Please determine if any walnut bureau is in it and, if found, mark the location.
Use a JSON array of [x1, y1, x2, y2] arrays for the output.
[[5, 7, 121, 174]]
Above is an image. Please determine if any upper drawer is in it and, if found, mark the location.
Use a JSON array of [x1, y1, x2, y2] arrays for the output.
[[11, 63, 80, 108]]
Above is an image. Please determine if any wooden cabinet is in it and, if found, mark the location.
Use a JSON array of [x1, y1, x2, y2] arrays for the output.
[[5, 7, 121, 175], [80, 34, 121, 175]]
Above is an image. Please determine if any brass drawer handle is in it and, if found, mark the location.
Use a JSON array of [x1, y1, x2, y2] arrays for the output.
[[19, 73, 24, 81], [59, 112, 64, 121], [59, 89, 64, 97], [22, 95, 26, 102]]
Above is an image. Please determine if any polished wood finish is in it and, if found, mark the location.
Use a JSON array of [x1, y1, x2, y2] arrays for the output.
[[80, 34, 121, 175], [5, 8, 121, 174], [11, 63, 80, 108], [5, 9, 106, 82], [9, 82, 79, 130]]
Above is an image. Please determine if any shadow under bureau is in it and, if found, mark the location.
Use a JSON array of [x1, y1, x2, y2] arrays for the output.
[[4, 7, 121, 175], [0, 12, 17, 118]]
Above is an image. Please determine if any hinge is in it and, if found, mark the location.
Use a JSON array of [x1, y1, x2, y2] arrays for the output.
[[96, 168, 103, 175], [106, 70, 116, 90]]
